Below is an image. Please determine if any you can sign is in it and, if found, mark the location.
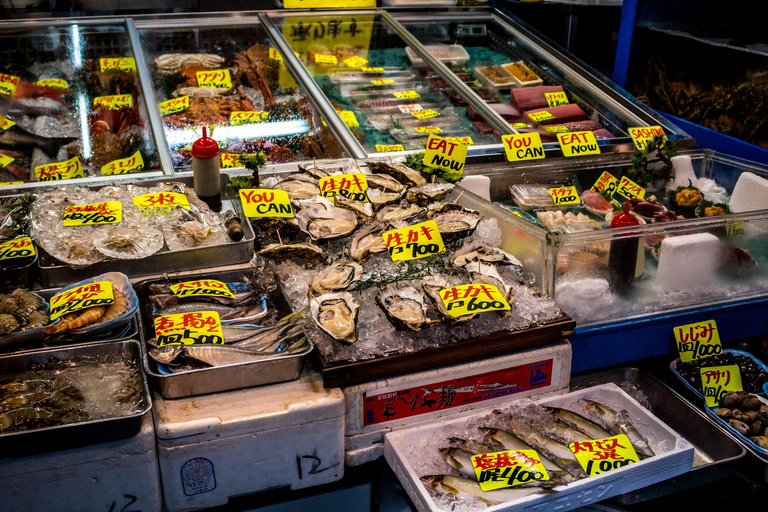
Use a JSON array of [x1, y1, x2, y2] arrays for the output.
[[502, 133, 544, 162], [239, 189, 294, 218]]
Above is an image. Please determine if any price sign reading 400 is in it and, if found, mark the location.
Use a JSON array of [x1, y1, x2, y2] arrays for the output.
[[471, 450, 550, 491], [674, 319, 722, 362], [701, 365, 742, 407], [570, 434, 639, 477], [383, 220, 445, 262], [439, 284, 511, 317], [62, 201, 122, 226], [154, 311, 224, 346]]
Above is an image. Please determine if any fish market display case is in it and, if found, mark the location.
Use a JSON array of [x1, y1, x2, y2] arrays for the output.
[[0, 17, 171, 189]]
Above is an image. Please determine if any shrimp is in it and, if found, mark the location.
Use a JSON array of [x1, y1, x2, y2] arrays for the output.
[[66, 306, 106, 331], [101, 289, 127, 322], [42, 312, 80, 335]]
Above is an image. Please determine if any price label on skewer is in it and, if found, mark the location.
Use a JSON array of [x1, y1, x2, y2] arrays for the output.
[[35, 156, 84, 182], [196, 69, 232, 89], [371, 79, 395, 85], [543, 125, 569, 134], [0, 73, 20, 97], [398, 104, 423, 113], [549, 186, 580, 206], [62, 201, 122, 226], [50, 281, 115, 321], [383, 220, 445, 262], [155, 311, 224, 346], [0, 118, 16, 132], [411, 109, 440, 120], [319, 173, 368, 203], [0, 237, 35, 262], [415, 126, 442, 134], [701, 365, 742, 407], [170, 280, 236, 300], [616, 176, 645, 200], [528, 111, 555, 123], [99, 57, 136, 72], [0, 153, 15, 168], [445, 136, 474, 146], [591, 171, 619, 196], [344, 56, 368, 68], [570, 435, 639, 477], [102, 151, 144, 176], [471, 450, 549, 490], [393, 90, 420, 99], [674, 319, 722, 362], [239, 188, 294, 218], [159, 96, 189, 116], [35, 78, 68, 91], [440, 284, 511, 317], [511, 123, 530, 129]]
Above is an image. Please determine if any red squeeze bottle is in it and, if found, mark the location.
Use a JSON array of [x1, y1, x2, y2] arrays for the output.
[[191, 126, 222, 211], [608, 202, 640, 295]]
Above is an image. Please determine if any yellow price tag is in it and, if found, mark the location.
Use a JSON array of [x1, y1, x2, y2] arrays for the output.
[[411, 109, 440, 120], [196, 69, 232, 89], [591, 171, 619, 195], [35, 78, 68, 91], [0, 237, 35, 261], [383, 220, 444, 262], [93, 94, 133, 110], [230, 111, 268, 125], [393, 90, 420, 99], [0, 118, 16, 132], [361, 67, 384, 72], [0, 181, 22, 186], [99, 57, 136, 72], [675, 319, 722, 362], [549, 186, 580, 206], [221, 153, 246, 169], [701, 365, 743, 407], [35, 156, 84, 182], [344, 56, 368, 68], [239, 188, 294, 218], [543, 125, 569, 134], [502, 133, 545, 162], [471, 450, 549, 491], [544, 91, 569, 107], [133, 192, 190, 210], [726, 224, 745, 237], [155, 311, 224, 346], [285, 0, 375, 7], [314, 54, 338, 65], [570, 435, 639, 477], [50, 280, 115, 321], [511, 123, 530, 129], [440, 284, 511, 317], [616, 176, 645, 199], [371, 79, 395, 85], [445, 136, 474, 146], [159, 96, 189, 116], [0, 153, 15, 168], [0, 74, 20, 97], [557, 131, 601, 157], [63, 201, 122, 226], [269, 48, 283, 61], [319, 173, 368, 203], [528, 111, 555, 123], [375, 144, 404, 152], [101, 151, 144, 176], [424, 134, 467, 176], [629, 126, 666, 151], [415, 126, 442, 134], [397, 104, 423, 113], [338, 110, 359, 128], [170, 280, 236, 300]]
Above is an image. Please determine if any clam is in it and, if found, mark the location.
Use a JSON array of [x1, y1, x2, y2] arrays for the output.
[[262, 174, 320, 200], [375, 204, 425, 223], [433, 211, 482, 242], [257, 242, 327, 263], [422, 276, 476, 324], [406, 183, 455, 206], [333, 194, 373, 221], [366, 188, 406, 210], [310, 262, 363, 296], [297, 206, 359, 241], [94, 226, 164, 260], [367, 161, 427, 187], [349, 222, 388, 262], [366, 173, 406, 193], [451, 241, 522, 269], [310, 291, 360, 343], [376, 286, 431, 331]]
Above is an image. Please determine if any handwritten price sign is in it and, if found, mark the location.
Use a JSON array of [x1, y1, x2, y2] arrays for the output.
[[63, 201, 122, 226], [314, 54, 338, 65], [375, 144, 404, 152], [239, 188, 294, 218], [99, 58, 136, 72], [544, 91, 569, 107], [230, 111, 268, 125], [344, 56, 368, 68], [398, 104, 423, 113], [675, 319, 722, 362], [35, 156, 84, 182], [170, 280, 236, 300], [0, 73, 20, 97], [0, 237, 35, 262], [502, 133, 545, 162], [0, 153, 14, 168], [35, 78, 68, 91], [196, 69, 232, 89], [383, 220, 445, 262], [371, 79, 395, 85], [701, 365, 742, 407], [616, 176, 645, 200], [0, 118, 16, 132], [415, 126, 442, 134], [629, 126, 666, 151], [159, 96, 189, 116], [570, 435, 639, 477], [393, 90, 420, 100], [472, 450, 549, 491], [439, 284, 511, 317], [319, 173, 368, 202], [528, 111, 555, 123], [133, 192, 190, 211], [101, 151, 144, 176], [93, 94, 132, 110], [412, 109, 440, 120], [591, 171, 619, 196], [549, 186, 580, 206], [50, 281, 114, 321], [445, 136, 474, 146], [155, 311, 224, 346]]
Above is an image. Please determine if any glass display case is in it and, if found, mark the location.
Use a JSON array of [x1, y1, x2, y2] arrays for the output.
[[0, 18, 168, 190]]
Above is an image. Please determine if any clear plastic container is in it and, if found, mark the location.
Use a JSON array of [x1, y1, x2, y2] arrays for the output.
[[473, 61, 517, 89], [328, 69, 418, 84], [503, 61, 544, 87], [404, 44, 471, 66]]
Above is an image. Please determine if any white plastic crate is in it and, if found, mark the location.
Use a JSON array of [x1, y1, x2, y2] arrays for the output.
[[154, 367, 345, 512]]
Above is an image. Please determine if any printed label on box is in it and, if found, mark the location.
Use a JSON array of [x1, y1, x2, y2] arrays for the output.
[[181, 458, 217, 496]]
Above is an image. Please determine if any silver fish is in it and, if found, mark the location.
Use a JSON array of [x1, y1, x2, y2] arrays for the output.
[[181, 344, 283, 367], [579, 399, 655, 459], [149, 289, 258, 308], [153, 297, 267, 323], [448, 436, 503, 455], [479, 428, 572, 481], [420, 474, 542, 506], [544, 407, 611, 440], [148, 345, 183, 364]]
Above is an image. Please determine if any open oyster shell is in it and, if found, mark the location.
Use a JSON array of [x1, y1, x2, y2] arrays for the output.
[[349, 222, 388, 262], [367, 161, 427, 187], [376, 286, 431, 331], [311, 291, 360, 343], [451, 241, 522, 269], [257, 242, 327, 263], [406, 183, 455, 206], [433, 211, 482, 242], [310, 262, 363, 296], [297, 206, 359, 241], [375, 204, 424, 223], [421, 275, 476, 324]]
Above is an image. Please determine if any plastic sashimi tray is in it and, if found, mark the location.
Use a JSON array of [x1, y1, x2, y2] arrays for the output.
[[669, 349, 768, 399], [385, 383, 694, 512]]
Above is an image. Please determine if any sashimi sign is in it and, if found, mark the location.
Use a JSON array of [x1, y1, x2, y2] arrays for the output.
[[423, 135, 467, 175]]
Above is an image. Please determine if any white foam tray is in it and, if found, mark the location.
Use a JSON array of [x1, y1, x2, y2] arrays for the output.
[[385, 383, 694, 512]]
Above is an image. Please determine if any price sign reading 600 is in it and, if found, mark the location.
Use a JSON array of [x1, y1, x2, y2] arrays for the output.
[[439, 284, 511, 317]]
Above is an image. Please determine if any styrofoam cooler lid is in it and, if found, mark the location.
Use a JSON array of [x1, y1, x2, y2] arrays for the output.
[[153, 367, 344, 447]]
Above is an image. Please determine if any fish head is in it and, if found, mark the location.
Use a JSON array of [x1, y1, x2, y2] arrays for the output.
[[438, 448, 463, 469], [419, 475, 444, 490], [477, 426, 498, 442], [578, 398, 603, 415]]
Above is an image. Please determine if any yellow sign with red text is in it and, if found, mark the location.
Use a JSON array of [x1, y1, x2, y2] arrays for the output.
[[629, 126, 666, 151], [412, 109, 440, 120], [544, 92, 569, 107], [159, 96, 189, 116], [616, 176, 645, 199], [0, 153, 14, 168], [99, 58, 136, 72], [440, 284, 511, 317], [170, 280, 236, 300], [230, 111, 268, 125], [0, 237, 35, 261], [472, 450, 549, 491], [502, 133, 545, 162], [571, 435, 639, 477], [423, 135, 467, 174], [0, 118, 16, 132], [63, 201, 122, 226], [549, 186, 580, 206], [591, 171, 619, 195], [528, 111, 555, 123], [133, 192, 190, 211], [35, 156, 84, 182], [375, 144, 404, 152], [394, 91, 420, 100], [155, 311, 224, 346], [383, 220, 445, 262], [675, 319, 722, 362], [701, 365, 742, 407], [102, 151, 144, 176], [0, 74, 19, 97], [344, 56, 368, 68], [319, 173, 368, 202], [93, 94, 132, 110], [196, 69, 232, 89], [50, 281, 114, 321], [445, 136, 474, 146], [35, 78, 68, 91]]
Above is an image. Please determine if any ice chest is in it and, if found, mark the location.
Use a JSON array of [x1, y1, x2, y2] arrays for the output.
[[0, 412, 161, 512], [344, 340, 572, 466], [385, 383, 695, 512], [154, 367, 345, 512]]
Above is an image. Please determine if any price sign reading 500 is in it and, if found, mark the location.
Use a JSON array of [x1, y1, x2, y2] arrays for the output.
[[154, 311, 224, 346]]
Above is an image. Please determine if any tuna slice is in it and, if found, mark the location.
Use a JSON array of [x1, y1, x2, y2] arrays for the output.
[[466, 103, 521, 122], [510, 85, 565, 111]]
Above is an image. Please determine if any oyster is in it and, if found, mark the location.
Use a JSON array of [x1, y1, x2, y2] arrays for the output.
[[298, 164, 330, 179], [366, 188, 406, 210], [257, 242, 327, 263], [294, 196, 334, 211], [94, 226, 164, 260], [252, 217, 302, 239], [407, 183, 455, 206], [428, 202, 479, 217], [451, 241, 522, 269], [262, 174, 321, 200], [310, 262, 363, 296], [333, 194, 373, 221], [465, 261, 515, 312], [375, 204, 425, 223], [349, 222, 388, 262], [311, 291, 360, 343], [376, 286, 431, 331], [366, 173, 406, 193], [297, 206, 359, 241], [367, 161, 427, 187], [421, 276, 476, 324], [433, 211, 482, 242]]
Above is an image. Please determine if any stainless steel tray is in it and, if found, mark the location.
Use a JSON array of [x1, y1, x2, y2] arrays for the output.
[[0, 339, 152, 457], [571, 367, 746, 504], [34, 175, 255, 288], [134, 265, 312, 399]]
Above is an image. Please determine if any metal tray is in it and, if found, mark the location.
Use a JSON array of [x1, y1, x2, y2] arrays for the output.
[[134, 265, 312, 399], [0, 339, 152, 457], [571, 367, 746, 504], [33, 175, 255, 288]]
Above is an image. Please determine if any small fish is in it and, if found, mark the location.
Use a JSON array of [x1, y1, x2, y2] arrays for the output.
[[448, 436, 503, 455], [0, 124, 76, 159], [153, 296, 268, 323], [479, 428, 572, 482], [420, 474, 543, 506], [544, 407, 611, 440], [579, 399, 655, 459], [530, 417, 592, 445], [149, 289, 258, 309]]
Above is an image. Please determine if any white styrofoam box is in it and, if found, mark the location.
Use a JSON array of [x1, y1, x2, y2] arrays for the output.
[[344, 340, 571, 438], [0, 412, 161, 512], [385, 383, 694, 512], [656, 233, 721, 291], [730, 171, 768, 213], [154, 367, 345, 512], [345, 442, 383, 467], [240, 472, 372, 512], [459, 175, 492, 201]]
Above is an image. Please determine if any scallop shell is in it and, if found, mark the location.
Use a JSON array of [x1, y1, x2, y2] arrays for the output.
[[94, 226, 164, 260]]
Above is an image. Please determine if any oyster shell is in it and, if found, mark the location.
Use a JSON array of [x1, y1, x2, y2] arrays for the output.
[[376, 286, 431, 331], [367, 161, 427, 187], [465, 261, 515, 314], [421, 275, 476, 324], [310, 262, 363, 296], [94, 226, 164, 260], [349, 222, 388, 262], [262, 174, 320, 200], [427, 202, 480, 217], [297, 206, 359, 241], [451, 241, 522, 269], [375, 204, 425, 223], [333, 194, 373, 221], [366, 188, 406, 210], [366, 173, 406, 193], [294, 196, 334, 211], [162, 209, 227, 252], [433, 211, 482, 242], [251, 217, 302, 239], [406, 183, 455, 206], [257, 242, 327, 263], [311, 291, 360, 343]]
